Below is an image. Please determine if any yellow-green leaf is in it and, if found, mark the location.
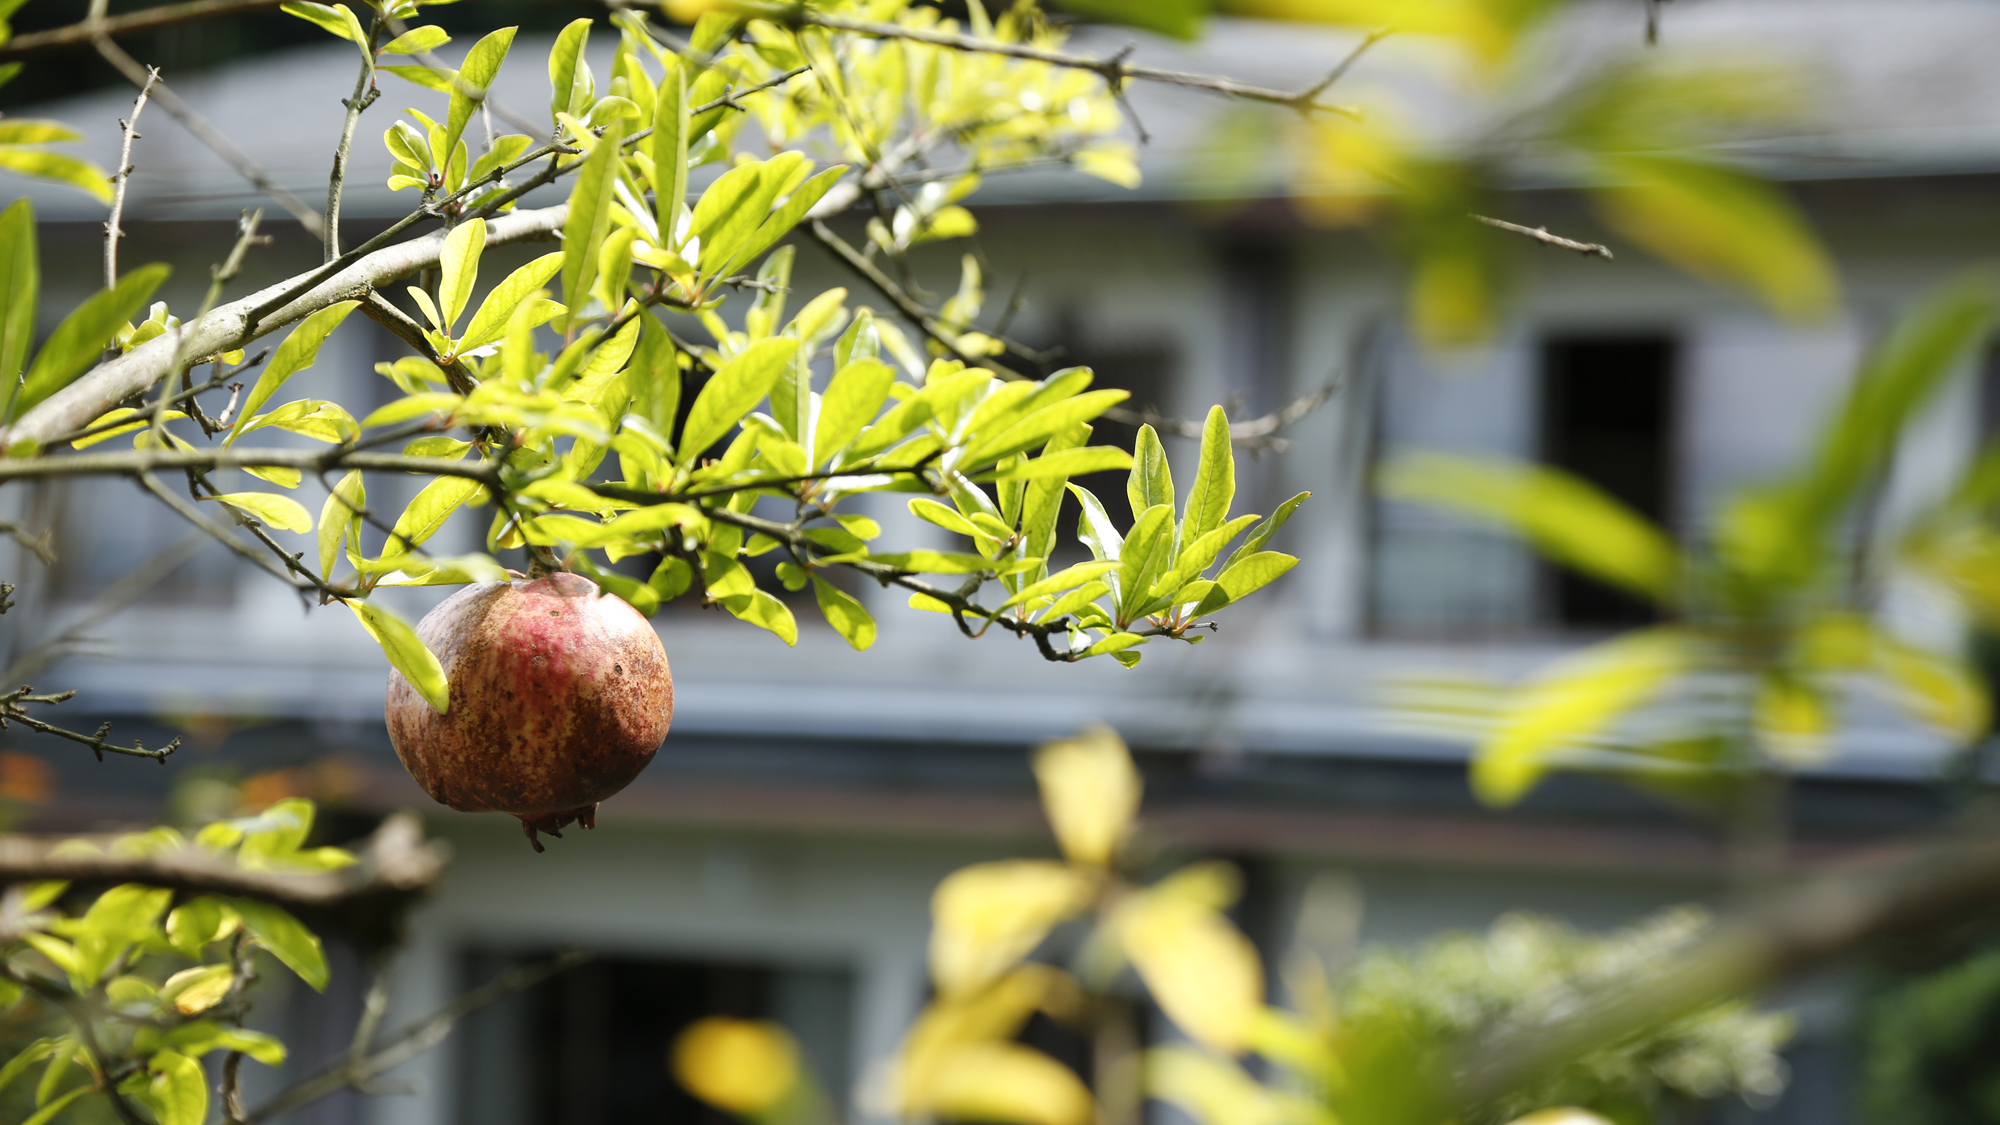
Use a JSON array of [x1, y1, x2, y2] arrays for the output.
[[207, 492, 313, 534], [1474, 628, 1695, 805], [344, 599, 448, 716]]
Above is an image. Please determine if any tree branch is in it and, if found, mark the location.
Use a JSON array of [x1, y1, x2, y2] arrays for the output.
[[1459, 810, 2000, 1115], [0, 810, 444, 910], [91, 35, 324, 237], [104, 68, 159, 290], [637, 0, 1362, 119], [0, 448, 502, 486], [0, 0, 288, 58], [1473, 214, 1614, 259], [325, 15, 382, 262], [0, 687, 180, 761], [244, 948, 591, 1124], [0, 203, 567, 452]]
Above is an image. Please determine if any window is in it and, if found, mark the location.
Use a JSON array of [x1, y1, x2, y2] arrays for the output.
[[1538, 335, 1676, 629], [455, 952, 853, 1125], [1368, 329, 1677, 636]]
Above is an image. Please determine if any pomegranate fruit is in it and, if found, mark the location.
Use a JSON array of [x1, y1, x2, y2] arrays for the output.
[[385, 571, 673, 851]]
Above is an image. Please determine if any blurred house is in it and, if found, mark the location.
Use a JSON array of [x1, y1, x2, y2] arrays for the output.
[[5, 1, 2000, 1122]]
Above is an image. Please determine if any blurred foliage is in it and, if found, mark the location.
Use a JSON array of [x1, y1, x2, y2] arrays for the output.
[[0, 799, 346, 1125], [1857, 946, 2000, 1125], [1388, 272, 2000, 806], [675, 727, 1790, 1125]]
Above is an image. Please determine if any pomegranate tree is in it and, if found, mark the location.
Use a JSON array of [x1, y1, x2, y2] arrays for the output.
[[385, 571, 673, 851]]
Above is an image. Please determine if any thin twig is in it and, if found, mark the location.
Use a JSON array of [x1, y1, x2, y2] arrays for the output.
[[1473, 214, 1614, 259], [0, 686, 179, 761], [632, 0, 1362, 119], [244, 949, 592, 1124], [807, 219, 1335, 447], [325, 14, 382, 262], [104, 69, 159, 290], [1, 533, 207, 686], [91, 36, 324, 236], [0, 0, 288, 58]]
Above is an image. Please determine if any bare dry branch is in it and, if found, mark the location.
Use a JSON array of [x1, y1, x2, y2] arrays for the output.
[[0, 687, 179, 761]]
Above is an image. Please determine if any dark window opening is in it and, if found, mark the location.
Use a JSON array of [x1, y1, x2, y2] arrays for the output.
[[1538, 335, 1676, 630], [456, 951, 853, 1125]]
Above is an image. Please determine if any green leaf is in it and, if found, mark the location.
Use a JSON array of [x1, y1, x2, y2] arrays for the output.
[[561, 120, 624, 326], [207, 492, 313, 534], [1181, 405, 1233, 543], [1790, 273, 1999, 545], [0, 150, 113, 204], [1079, 631, 1148, 658], [723, 588, 797, 644], [446, 26, 517, 170], [958, 388, 1131, 469], [14, 263, 168, 420], [437, 218, 487, 335], [1383, 453, 1680, 604], [386, 475, 483, 557], [1161, 513, 1260, 593], [0, 199, 36, 408], [1127, 424, 1173, 522], [380, 64, 456, 93], [21, 1085, 88, 1125], [380, 24, 448, 54], [1068, 483, 1124, 564], [165, 898, 228, 957], [159, 1022, 285, 1065], [1118, 504, 1175, 620], [651, 65, 689, 246], [344, 598, 446, 715], [979, 445, 1134, 483], [727, 164, 850, 272], [0, 121, 79, 145], [362, 392, 461, 429], [1022, 425, 1089, 566], [73, 885, 171, 985], [139, 1049, 206, 1125], [815, 358, 896, 467], [812, 576, 876, 650], [1473, 628, 1695, 805], [226, 299, 360, 444], [1592, 154, 1835, 321], [0, 1042, 58, 1096], [909, 497, 982, 539], [690, 155, 802, 278], [279, 2, 363, 43], [996, 560, 1121, 612], [1219, 491, 1310, 574], [1192, 551, 1298, 616], [548, 18, 593, 124], [678, 337, 799, 459]]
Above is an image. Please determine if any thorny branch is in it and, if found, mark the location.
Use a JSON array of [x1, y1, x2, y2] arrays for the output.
[[0, 686, 179, 761], [104, 68, 159, 290]]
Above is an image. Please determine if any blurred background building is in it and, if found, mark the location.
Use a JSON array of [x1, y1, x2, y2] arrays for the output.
[[5, 1, 2000, 1122]]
